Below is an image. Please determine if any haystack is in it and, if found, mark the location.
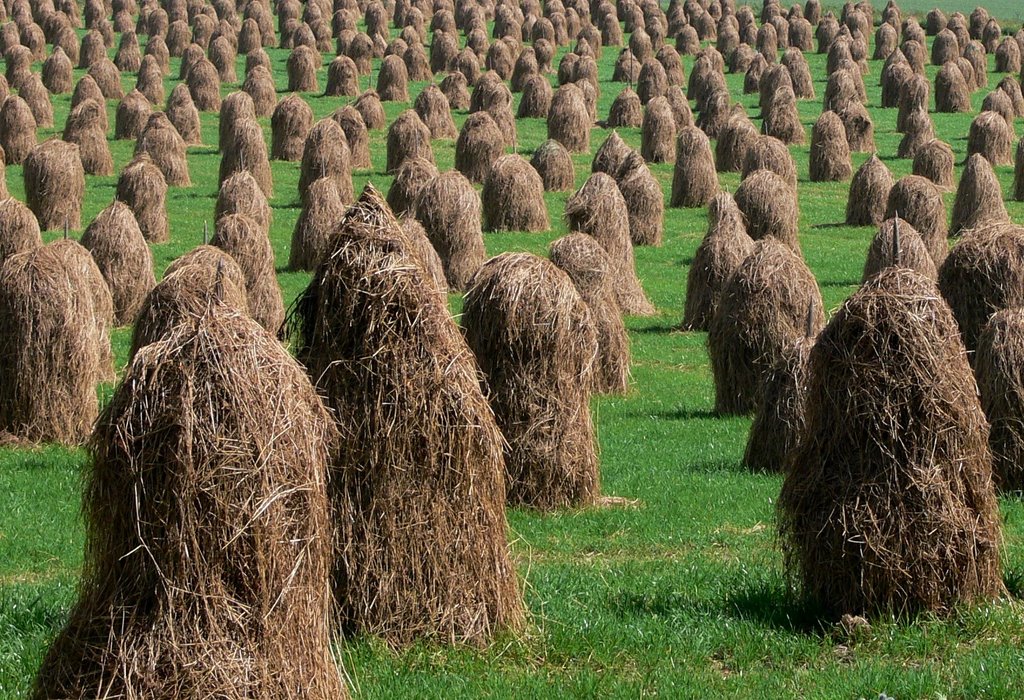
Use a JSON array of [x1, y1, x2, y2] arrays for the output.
[[287, 45, 320, 93], [975, 308, 1024, 490], [463, 252, 599, 509], [734, 169, 800, 251], [136, 55, 165, 104], [897, 73, 930, 132], [606, 87, 642, 127], [42, 47, 73, 93], [639, 96, 675, 163], [481, 154, 549, 233], [399, 217, 448, 296], [114, 90, 152, 140], [935, 63, 971, 113], [271, 94, 314, 161], [778, 267, 1003, 616], [24, 140, 84, 231], [913, 139, 956, 190], [116, 155, 168, 243], [0, 96, 36, 165], [62, 99, 113, 176], [592, 131, 632, 176], [762, 85, 805, 145], [165, 83, 203, 145], [897, 108, 935, 159], [682, 192, 755, 331], [18, 73, 54, 128], [387, 158, 438, 217], [89, 62, 124, 102], [982, 90, 1016, 134], [326, 55, 360, 96], [0, 197, 42, 266], [34, 303, 345, 698], [938, 222, 1024, 354], [135, 112, 190, 186], [862, 216, 938, 282], [530, 139, 575, 191], [517, 74, 553, 118], [385, 110, 433, 175], [414, 84, 457, 139], [216, 170, 272, 235], [846, 154, 894, 226], [376, 54, 409, 102], [290, 177, 346, 271], [809, 110, 852, 182], [951, 154, 1009, 237], [743, 134, 798, 189], [548, 84, 590, 153], [242, 64, 278, 116], [616, 152, 664, 246], [716, 108, 758, 173], [331, 106, 371, 170], [708, 237, 824, 414], [415, 170, 485, 290], [565, 173, 654, 315], [212, 213, 284, 332], [885, 175, 948, 265], [186, 58, 221, 111], [636, 58, 667, 105], [218, 117, 272, 198], [670, 126, 719, 208], [549, 233, 630, 394], [78, 202, 153, 328], [455, 111, 504, 183], [289, 186, 523, 644], [967, 111, 1014, 167]]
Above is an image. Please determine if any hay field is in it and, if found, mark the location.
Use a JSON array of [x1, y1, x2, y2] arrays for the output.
[[3, 4, 1024, 699]]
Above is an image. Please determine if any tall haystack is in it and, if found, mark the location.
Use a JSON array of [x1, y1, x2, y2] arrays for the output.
[[42, 47, 73, 94], [862, 216, 938, 282], [218, 116, 272, 198], [967, 111, 1014, 167], [592, 131, 633, 176], [271, 93, 314, 161], [951, 154, 1009, 237], [716, 108, 758, 173], [938, 222, 1024, 355], [517, 74, 553, 118], [734, 169, 800, 251], [298, 118, 354, 207], [387, 158, 438, 218], [743, 135, 798, 189], [935, 62, 971, 113], [332, 106, 371, 170], [399, 217, 448, 296], [670, 126, 719, 207], [975, 308, 1024, 491], [287, 44, 320, 93], [377, 53, 409, 102], [33, 303, 346, 698], [24, 139, 85, 231], [166, 83, 203, 145], [616, 152, 664, 247], [386, 110, 433, 174], [289, 186, 523, 645], [607, 87, 642, 127], [62, 99, 113, 176], [414, 84, 457, 139], [0, 244, 101, 444], [116, 154, 169, 243], [640, 96, 676, 163], [19, 73, 54, 128], [547, 83, 591, 153], [455, 111, 504, 183], [80, 201, 155, 326], [463, 252, 599, 509], [549, 233, 630, 394], [885, 176, 948, 265], [415, 170, 485, 291], [897, 107, 935, 159], [114, 90, 152, 140], [325, 55, 360, 96], [682, 192, 755, 331], [762, 85, 805, 145], [290, 177, 346, 272], [0, 197, 41, 266], [482, 154, 549, 233], [778, 267, 1003, 617], [531, 139, 575, 192], [708, 238, 824, 414], [135, 112, 190, 186], [216, 170, 272, 235], [242, 64, 278, 116], [913, 139, 956, 190], [0, 95, 37, 165], [185, 57, 221, 111], [846, 154, 894, 226], [565, 173, 655, 315], [212, 213, 284, 333], [809, 110, 852, 182]]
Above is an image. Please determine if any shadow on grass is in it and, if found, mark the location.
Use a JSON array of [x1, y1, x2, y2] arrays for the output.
[[629, 323, 682, 335]]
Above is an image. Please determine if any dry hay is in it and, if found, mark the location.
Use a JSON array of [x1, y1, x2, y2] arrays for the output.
[[716, 107, 758, 173], [24, 139, 85, 231], [289, 186, 523, 644], [219, 117, 272, 198], [783, 48, 815, 99], [695, 87, 731, 140], [682, 192, 755, 331], [897, 108, 935, 159], [880, 52, 913, 108], [376, 53, 408, 102], [326, 55, 360, 96], [938, 222, 1024, 355], [964, 41, 988, 89], [290, 177, 346, 271], [743, 335, 814, 473], [165, 83, 203, 145], [216, 170, 272, 235], [846, 154, 894, 226], [670, 125, 719, 208], [981, 90, 1016, 135], [18, 73, 54, 129], [135, 112, 191, 186], [743, 134, 798, 189], [547, 83, 591, 153], [331, 106, 371, 170], [885, 175, 948, 266], [34, 302, 345, 698], [387, 157, 438, 217], [935, 62, 971, 113], [414, 84, 457, 139], [209, 36, 237, 84], [517, 74, 553, 118], [613, 47, 641, 83], [60, 99, 112, 177], [270, 93, 314, 161], [565, 172, 654, 315], [549, 232, 630, 394], [636, 58, 667, 105], [130, 247, 249, 358], [951, 154, 1009, 238], [762, 85, 805, 145], [975, 308, 1024, 491], [455, 111, 504, 184], [931, 28, 959, 65], [0, 197, 42, 266], [809, 110, 852, 182], [778, 267, 1003, 617], [734, 169, 800, 252], [0, 96, 32, 165], [708, 237, 824, 414], [823, 67, 861, 114], [438, 72, 471, 111], [511, 46, 539, 92], [616, 151, 664, 247], [186, 58, 221, 112], [399, 216, 448, 295], [913, 139, 956, 190], [80, 200, 155, 326], [592, 131, 632, 176], [415, 170, 485, 290], [530, 139, 575, 192], [862, 216, 938, 282], [114, 90, 152, 140], [462, 252, 599, 509], [386, 109, 433, 174], [287, 44, 320, 93], [481, 154, 549, 233], [136, 55, 166, 105], [242, 64, 278, 116], [212, 213, 284, 332], [606, 86, 642, 127], [758, 63, 793, 115], [998, 76, 1024, 118], [897, 72, 930, 132], [967, 111, 1014, 167], [744, 54, 767, 94], [0, 244, 101, 444], [42, 47, 73, 94], [116, 154, 169, 243], [1016, 140, 1024, 203]]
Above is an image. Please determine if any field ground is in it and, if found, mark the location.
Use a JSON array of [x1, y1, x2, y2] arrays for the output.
[[3, 4, 1024, 699]]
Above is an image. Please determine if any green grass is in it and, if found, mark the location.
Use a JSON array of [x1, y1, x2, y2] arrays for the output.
[[3, 13, 1024, 700]]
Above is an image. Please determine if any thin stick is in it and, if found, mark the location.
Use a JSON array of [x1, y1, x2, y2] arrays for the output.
[[893, 211, 901, 268]]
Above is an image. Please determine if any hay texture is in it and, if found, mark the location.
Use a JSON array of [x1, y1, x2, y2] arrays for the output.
[[219, 117, 273, 198], [135, 112, 190, 186], [778, 267, 1003, 617], [216, 170, 272, 236], [212, 213, 284, 333], [463, 252, 599, 509], [967, 111, 1014, 167], [862, 217, 938, 282], [531, 139, 575, 192], [735, 169, 800, 252], [415, 170, 485, 291], [166, 83, 203, 145], [80, 201, 156, 326], [0, 96, 37, 165], [670, 126, 719, 208], [289, 185, 523, 645], [951, 154, 1009, 237], [386, 109, 433, 174], [290, 177, 346, 272], [24, 139, 85, 231], [482, 154, 549, 232], [616, 151, 664, 246], [455, 111, 504, 184], [414, 84, 458, 139], [271, 93, 314, 161], [885, 176, 948, 266], [63, 99, 113, 176], [116, 154, 168, 243], [914, 139, 956, 190], [846, 154, 895, 226], [809, 111, 852, 182], [743, 135, 798, 189], [640, 96, 676, 163], [975, 308, 1024, 491], [0, 197, 41, 266], [387, 157, 438, 218], [298, 118, 354, 207], [548, 84, 591, 153], [332, 106, 371, 170]]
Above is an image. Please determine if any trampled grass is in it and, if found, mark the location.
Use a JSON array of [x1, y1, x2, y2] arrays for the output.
[[3, 3, 1024, 698]]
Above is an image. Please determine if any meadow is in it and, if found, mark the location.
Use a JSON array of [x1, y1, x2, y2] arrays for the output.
[[3, 1, 1024, 697]]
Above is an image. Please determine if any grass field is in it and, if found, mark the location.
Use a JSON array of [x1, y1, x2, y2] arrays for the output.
[[3, 5, 1024, 699]]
